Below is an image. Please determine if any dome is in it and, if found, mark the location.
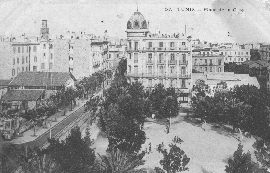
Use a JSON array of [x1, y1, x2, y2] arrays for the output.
[[127, 11, 148, 30]]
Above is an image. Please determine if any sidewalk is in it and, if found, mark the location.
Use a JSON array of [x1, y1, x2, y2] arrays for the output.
[[11, 99, 88, 145]]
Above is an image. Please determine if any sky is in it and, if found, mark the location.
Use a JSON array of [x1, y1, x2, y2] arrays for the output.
[[0, 0, 270, 43]]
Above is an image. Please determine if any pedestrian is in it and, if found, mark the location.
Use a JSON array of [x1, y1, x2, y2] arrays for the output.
[[149, 142, 151, 153]]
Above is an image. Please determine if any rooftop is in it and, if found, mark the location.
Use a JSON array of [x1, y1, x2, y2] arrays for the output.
[[0, 89, 44, 101], [9, 72, 76, 87]]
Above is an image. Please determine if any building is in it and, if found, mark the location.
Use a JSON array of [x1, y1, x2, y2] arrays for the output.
[[219, 43, 250, 64], [0, 79, 11, 99], [125, 10, 192, 103], [192, 72, 260, 96], [192, 49, 224, 73], [258, 44, 270, 61], [7, 72, 76, 99], [90, 39, 109, 74]]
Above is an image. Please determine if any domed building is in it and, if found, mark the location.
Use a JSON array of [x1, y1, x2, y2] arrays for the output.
[[125, 10, 193, 105], [126, 11, 149, 38]]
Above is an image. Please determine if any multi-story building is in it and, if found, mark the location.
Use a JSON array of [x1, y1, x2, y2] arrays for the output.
[[259, 44, 270, 61], [192, 49, 225, 73], [218, 43, 250, 64], [125, 10, 192, 103], [90, 39, 109, 74]]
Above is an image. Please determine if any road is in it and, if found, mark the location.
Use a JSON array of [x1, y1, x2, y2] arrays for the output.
[[16, 106, 86, 149]]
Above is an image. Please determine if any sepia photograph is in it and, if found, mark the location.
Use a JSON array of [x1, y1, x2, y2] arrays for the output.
[[0, 0, 270, 172]]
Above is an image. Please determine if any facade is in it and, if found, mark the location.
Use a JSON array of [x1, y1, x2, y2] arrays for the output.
[[125, 11, 192, 103], [90, 40, 109, 74], [0, 80, 11, 99], [219, 44, 250, 64], [192, 49, 225, 73], [259, 44, 270, 61]]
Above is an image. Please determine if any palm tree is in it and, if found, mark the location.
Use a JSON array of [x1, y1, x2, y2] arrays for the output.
[[97, 148, 145, 173]]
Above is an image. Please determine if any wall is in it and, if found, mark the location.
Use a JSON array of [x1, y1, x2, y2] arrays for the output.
[[0, 42, 13, 79], [53, 39, 69, 73]]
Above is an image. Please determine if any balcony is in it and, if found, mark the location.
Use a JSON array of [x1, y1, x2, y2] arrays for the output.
[[168, 60, 177, 64], [146, 60, 154, 64], [179, 61, 188, 65], [157, 60, 166, 64], [125, 73, 191, 79]]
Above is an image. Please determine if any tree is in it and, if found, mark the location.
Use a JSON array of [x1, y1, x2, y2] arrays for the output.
[[158, 143, 190, 173], [97, 148, 145, 173], [149, 84, 167, 118], [225, 143, 263, 173], [253, 139, 270, 171], [46, 126, 96, 173]]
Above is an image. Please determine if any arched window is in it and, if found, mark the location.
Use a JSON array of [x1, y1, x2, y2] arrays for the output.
[[181, 67, 186, 74], [134, 20, 139, 29], [218, 67, 221, 72], [141, 20, 147, 29], [127, 21, 132, 29], [33, 46, 37, 52]]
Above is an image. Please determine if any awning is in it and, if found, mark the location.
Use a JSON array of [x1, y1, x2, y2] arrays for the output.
[[0, 89, 44, 101]]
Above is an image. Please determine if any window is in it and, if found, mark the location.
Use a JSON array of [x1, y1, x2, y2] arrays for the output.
[[33, 66, 37, 72], [218, 67, 221, 72], [49, 63, 53, 69], [43, 44, 46, 49], [51, 53, 53, 59], [203, 52, 205, 56], [134, 65, 138, 74], [26, 47, 28, 53], [181, 79, 186, 88], [159, 53, 163, 63], [210, 59, 213, 65], [109, 54, 111, 59], [159, 42, 163, 47], [183, 54, 186, 62], [13, 47, 16, 54], [135, 42, 138, 50], [22, 46, 24, 53], [159, 79, 163, 84], [148, 79, 152, 87], [218, 59, 222, 65], [170, 42, 174, 47], [129, 53, 131, 59], [182, 42, 185, 45], [34, 56, 37, 62], [134, 53, 138, 63], [149, 42, 152, 48], [170, 79, 173, 87], [205, 67, 207, 72], [26, 67, 28, 71], [148, 66, 152, 74], [41, 63, 45, 69], [220, 52, 223, 55], [170, 66, 174, 74], [207, 52, 209, 56], [22, 56, 24, 64], [205, 59, 207, 64], [43, 53, 46, 57], [148, 53, 152, 61], [170, 54, 175, 61], [159, 66, 164, 75], [12, 69, 15, 76], [210, 67, 213, 72], [246, 52, 248, 55], [50, 44, 53, 49], [238, 52, 240, 55], [13, 59, 15, 65], [17, 58, 19, 64], [128, 65, 131, 73], [33, 46, 37, 52], [200, 67, 202, 71], [18, 47, 20, 53], [17, 68, 20, 74], [129, 42, 132, 49], [181, 67, 186, 74], [241, 58, 243, 61], [22, 67, 24, 71], [26, 56, 28, 63]]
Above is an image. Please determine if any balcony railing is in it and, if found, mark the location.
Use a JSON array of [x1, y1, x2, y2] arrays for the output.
[[169, 60, 177, 64], [125, 73, 191, 79], [157, 60, 166, 64], [179, 61, 188, 65], [146, 60, 154, 64], [126, 47, 190, 51]]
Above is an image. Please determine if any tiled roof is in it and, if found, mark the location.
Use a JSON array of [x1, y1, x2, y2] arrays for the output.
[[0, 80, 11, 86], [0, 89, 44, 101], [9, 72, 76, 87]]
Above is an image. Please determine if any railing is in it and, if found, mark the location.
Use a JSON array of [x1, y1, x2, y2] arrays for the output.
[[157, 60, 166, 64], [125, 73, 191, 78], [126, 47, 190, 51], [179, 61, 188, 65], [169, 60, 177, 64], [146, 60, 154, 64]]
